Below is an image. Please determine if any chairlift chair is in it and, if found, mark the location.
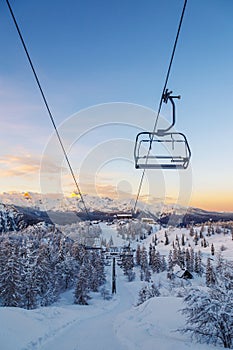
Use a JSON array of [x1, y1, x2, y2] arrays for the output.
[[134, 89, 191, 170]]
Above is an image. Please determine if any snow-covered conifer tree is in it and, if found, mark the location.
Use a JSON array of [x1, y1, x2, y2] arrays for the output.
[[161, 255, 167, 271], [74, 263, 90, 305], [144, 266, 151, 282], [181, 283, 233, 348], [152, 251, 161, 273], [189, 247, 194, 272], [0, 243, 23, 307], [137, 283, 160, 306], [172, 247, 178, 266], [140, 246, 148, 271], [149, 243, 153, 266], [168, 250, 173, 271], [181, 233, 185, 246], [135, 244, 141, 266], [185, 248, 191, 271], [164, 231, 169, 245], [211, 243, 215, 256], [206, 257, 215, 286]]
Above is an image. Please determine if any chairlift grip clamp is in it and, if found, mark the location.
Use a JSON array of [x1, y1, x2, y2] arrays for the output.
[[162, 89, 181, 103]]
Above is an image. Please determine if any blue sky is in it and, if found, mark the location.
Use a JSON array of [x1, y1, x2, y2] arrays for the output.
[[0, 0, 232, 211]]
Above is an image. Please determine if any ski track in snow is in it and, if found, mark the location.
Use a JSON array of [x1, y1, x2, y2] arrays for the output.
[[32, 268, 135, 350], [17, 223, 135, 350]]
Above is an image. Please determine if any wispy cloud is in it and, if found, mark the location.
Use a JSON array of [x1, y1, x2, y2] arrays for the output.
[[0, 153, 67, 178], [0, 155, 39, 176]]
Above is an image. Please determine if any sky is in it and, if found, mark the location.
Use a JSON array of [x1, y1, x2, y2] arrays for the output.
[[0, 0, 232, 212]]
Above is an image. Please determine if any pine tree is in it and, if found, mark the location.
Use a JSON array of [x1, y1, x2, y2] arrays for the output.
[[121, 252, 134, 277], [206, 257, 215, 287], [94, 251, 106, 288], [149, 243, 153, 266], [74, 263, 90, 305], [108, 236, 114, 247], [140, 246, 148, 272], [181, 233, 185, 246], [0, 243, 23, 307], [216, 251, 224, 275], [185, 248, 191, 271], [135, 244, 141, 266], [194, 231, 198, 245], [172, 247, 178, 266], [197, 250, 203, 276], [137, 285, 151, 305], [189, 247, 194, 272], [189, 227, 194, 237], [194, 252, 199, 273], [211, 243, 215, 256], [150, 246, 156, 272], [194, 250, 203, 275], [153, 251, 161, 273], [23, 268, 40, 310], [181, 281, 233, 348], [22, 243, 40, 310], [72, 242, 86, 264], [203, 237, 207, 248], [36, 243, 56, 306], [200, 224, 205, 238], [178, 247, 185, 268], [137, 283, 160, 305], [161, 255, 167, 271], [164, 231, 169, 245], [168, 250, 173, 271], [144, 267, 151, 282]]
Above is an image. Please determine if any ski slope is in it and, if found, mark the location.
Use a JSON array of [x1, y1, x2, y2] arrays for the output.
[[0, 267, 217, 350], [1, 222, 231, 350]]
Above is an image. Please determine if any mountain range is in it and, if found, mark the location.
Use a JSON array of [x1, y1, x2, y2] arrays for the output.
[[0, 192, 232, 230]]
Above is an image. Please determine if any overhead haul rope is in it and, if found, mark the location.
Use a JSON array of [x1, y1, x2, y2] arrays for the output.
[[133, 0, 188, 213], [6, 0, 91, 221]]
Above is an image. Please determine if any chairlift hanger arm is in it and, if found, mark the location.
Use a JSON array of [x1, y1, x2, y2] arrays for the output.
[[157, 89, 181, 134]]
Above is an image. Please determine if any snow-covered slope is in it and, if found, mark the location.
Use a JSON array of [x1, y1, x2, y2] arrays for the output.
[[1, 222, 233, 349], [0, 266, 217, 350]]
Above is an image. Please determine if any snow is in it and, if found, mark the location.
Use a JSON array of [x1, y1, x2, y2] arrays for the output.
[[0, 263, 218, 350], [0, 191, 182, 215], [1, 220, 232, 349], [100, 222, 127, 247]]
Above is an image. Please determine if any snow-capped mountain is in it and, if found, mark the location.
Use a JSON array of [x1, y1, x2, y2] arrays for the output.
[[0, 192, 232, 226]]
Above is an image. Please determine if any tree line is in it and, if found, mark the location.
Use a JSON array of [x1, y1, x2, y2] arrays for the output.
[[0, 222, 106, 309]]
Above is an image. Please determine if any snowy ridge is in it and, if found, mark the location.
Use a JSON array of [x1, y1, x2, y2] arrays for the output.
[[0, 191, 178, 214], [1, 192, 232, 226]]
